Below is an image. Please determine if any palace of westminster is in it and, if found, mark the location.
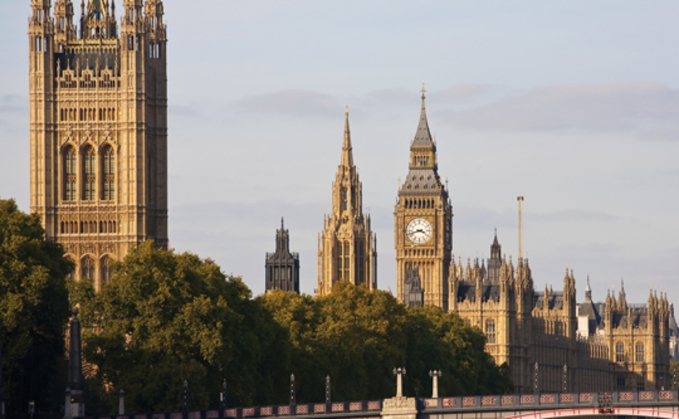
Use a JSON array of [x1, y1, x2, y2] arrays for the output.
[[27, 0, 677, 397]]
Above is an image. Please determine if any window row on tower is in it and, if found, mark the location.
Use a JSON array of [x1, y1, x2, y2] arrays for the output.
[[67, 255, 113, 289], [57, 70, 120, 89], [403, 198, 436, 209], [60, 107, 117, 122], [335, 240, 367, 285], [60, 220, 118, 235], [62, 144, 116, 202]]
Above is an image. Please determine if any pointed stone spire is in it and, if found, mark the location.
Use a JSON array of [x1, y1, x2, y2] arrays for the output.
[[585, 275, 592, 301], [413, 83, 434, 147], [340, 106, 353, 167]]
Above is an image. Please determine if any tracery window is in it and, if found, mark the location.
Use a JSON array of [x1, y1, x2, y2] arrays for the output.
[[81, 256, 95, 280], [635, 342, 645, 362], [103, 146, 115, 200], [64, 146, 77, 201], [616, 342, 625, 362], [66, 257, 75, 280], [485, 319, 496, 344], [101, 256, 112, 285], [83, 146, 96, 200], [343, 242, 350, 281]]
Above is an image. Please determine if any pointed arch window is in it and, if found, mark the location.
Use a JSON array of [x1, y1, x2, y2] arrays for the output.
[[635, 342, 645, 362], [616, 342, 625, 362], [64, 146, 77, 201], [83, 146, 96, 200], [103, 146, 115, 200], [81, 256, 95, 280], [485, 319, 496, 344], [66, 256, 75, 280], [343, 242, 350, 281], [101, 256, 112, 285]]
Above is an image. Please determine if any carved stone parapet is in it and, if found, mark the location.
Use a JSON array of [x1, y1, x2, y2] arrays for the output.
[[381, 396, 418, 419]]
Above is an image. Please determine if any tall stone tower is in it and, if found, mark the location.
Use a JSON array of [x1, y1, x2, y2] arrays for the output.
[[265, 218, 300, 294], [28, 0, 168, 288], [317, 109, 377, 296], [394, 88, 452, 310]]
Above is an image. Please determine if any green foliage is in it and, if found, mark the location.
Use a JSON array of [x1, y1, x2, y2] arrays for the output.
[[77, 247, 512, 414], [73, 241, 289, 413], [260, 282, 513, 402], [0, 198, 72, 415]]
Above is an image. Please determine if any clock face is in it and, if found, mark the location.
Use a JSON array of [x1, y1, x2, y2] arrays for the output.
[[406, 218, 433, 245]]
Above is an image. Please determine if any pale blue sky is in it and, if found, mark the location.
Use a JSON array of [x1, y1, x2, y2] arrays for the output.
[[1, 1, 678, 305]]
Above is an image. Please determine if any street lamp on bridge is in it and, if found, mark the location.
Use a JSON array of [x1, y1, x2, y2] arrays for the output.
[[429, 370, 442, 399]]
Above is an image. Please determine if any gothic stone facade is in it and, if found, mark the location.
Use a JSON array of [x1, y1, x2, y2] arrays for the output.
[[265, 218, 300, 294], [394, 91, 453, 310], [317, 109, 377, 296], [449, 235, 670, 394], [29, 0, 168, 289]]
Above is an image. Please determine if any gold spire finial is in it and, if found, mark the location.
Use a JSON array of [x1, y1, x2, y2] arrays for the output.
[[421, 82, 426, 99], [345, 105, 348, 116]]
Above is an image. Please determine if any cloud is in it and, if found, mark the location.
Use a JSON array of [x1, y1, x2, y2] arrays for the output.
[[446, 82, 679, 140], [430, 84, 496, 102], [0, 94, 27, 114], [556, 242, 620, 254], [235, 90, 342, 118], [531, 209, 620, 223]]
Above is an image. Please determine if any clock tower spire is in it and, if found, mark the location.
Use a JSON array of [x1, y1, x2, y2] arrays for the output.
[[394, 88, 453, 310]]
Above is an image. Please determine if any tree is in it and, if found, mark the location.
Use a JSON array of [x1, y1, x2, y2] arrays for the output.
[[259, 282, 513, 402], [74, 241, 289, 413], [0, 198, 72, 415]]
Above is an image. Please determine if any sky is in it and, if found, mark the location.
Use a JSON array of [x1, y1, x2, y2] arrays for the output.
[[1, 1, 678, 306]]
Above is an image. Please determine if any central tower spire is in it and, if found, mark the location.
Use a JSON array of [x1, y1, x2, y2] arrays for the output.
[[318, 108, 377, 296], [341, 106, 353, 167]]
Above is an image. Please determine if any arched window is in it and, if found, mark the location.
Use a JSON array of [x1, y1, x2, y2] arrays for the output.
[[485, 319, 496, 344], [343, 242, 350, 281], [81, 256, 95, 280], [64, 146, 76, 201], [101, 256, 112, 285], [103, 146, 115, 200], [83, 146, 96, 200], [66, 256, 75, 280], [616, 342, 625, 362], [635, 342, 645, 362]]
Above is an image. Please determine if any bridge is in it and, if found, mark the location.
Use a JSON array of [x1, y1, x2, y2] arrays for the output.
[[84, 390, 679, 419]]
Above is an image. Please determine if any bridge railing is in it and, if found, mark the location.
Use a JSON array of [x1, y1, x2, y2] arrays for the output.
[[83, 400, 383, 419], [419, 390, 679, 412], [82, 390, 679, 419]]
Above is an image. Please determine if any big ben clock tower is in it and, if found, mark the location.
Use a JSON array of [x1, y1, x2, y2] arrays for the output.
[[394, 87, 452, 310]]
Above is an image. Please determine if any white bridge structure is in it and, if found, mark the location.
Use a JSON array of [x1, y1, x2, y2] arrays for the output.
[[85, 390, 679, 419]]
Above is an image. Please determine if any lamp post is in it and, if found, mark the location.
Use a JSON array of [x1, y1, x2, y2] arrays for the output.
[[64, 388, 72, 419], [393, 368, 406, 397], [325, 376, 331, 404], [290, 374, 296, 406], [221, 379, 227, 409], [183, 380, 189, 419], [118, 390, 125, 415], [429, 370, 442, 398], [534, 362, 539, 395], [562, 364, 568, 393]]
